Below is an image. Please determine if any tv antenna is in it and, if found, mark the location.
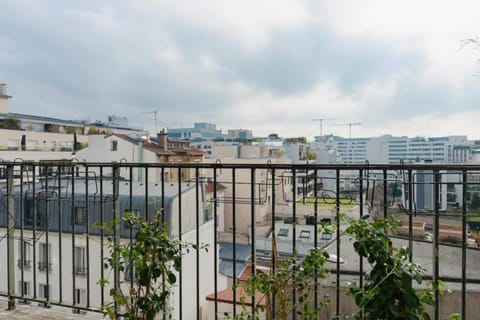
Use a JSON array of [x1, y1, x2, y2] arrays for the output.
[[142, 110, 159, 134]]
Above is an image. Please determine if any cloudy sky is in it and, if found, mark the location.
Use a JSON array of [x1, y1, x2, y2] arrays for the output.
[[1, 1, 480, 140]]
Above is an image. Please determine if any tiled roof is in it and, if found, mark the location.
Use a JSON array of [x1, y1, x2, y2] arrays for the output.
[[205, 287, 266, 307], [238, 265, 253, 282], [205, 181, 227, 193]]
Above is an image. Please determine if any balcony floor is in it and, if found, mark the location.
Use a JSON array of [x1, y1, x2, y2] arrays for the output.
[[0, 300, 101, 320]]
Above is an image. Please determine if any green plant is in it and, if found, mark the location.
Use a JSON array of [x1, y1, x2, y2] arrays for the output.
[[345, 215, 442, 320], [230, 238, 331, 320], [99, 210, 205, 320]]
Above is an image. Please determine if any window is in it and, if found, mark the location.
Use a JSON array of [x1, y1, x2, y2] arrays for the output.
[[74, 247, 87, 275], [39, 284, 50, 299], [18, 281, 31, 296], [38, 243, 51, 272], [24, 199, 34, 226], [74, 206, 85, 225], [299, 230, 311, 239], [111, 140, 118, 151], [278, 228, 289, 237], [18, 240, 32, 269], [321, 232, 332, 240], [75, 288, 86, 306]]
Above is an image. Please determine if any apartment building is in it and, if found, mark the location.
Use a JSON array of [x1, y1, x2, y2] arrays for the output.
[[0, 177, 219, 320], [75, 130, 204, 183], [325, 134, 477, 164]]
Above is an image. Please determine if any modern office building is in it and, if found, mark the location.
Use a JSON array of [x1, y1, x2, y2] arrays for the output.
[[325, 134, 478, 164]]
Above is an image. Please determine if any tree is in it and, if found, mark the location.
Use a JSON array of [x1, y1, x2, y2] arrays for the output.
[[345, 216, 447, 320], [99, 211, 206, 320], [0, 117, 20, 130]]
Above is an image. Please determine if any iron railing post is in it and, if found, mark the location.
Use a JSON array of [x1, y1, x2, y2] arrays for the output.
[[6, 164, 16, 310], [112, 164, 121, 319]]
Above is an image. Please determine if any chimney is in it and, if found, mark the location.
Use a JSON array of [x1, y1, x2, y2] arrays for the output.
[[157, 128, 168, 149], [0, 83, 12, 114]]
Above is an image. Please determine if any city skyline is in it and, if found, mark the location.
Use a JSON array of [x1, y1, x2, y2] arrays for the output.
[[1, 1, 480, 140]]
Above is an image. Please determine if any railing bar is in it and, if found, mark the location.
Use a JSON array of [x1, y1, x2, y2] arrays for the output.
[[250, 167, 256, 317], [461, 170, 467, 320], [6, 165, 15, 309], [313, 168, 319, 313], [335, 168, 340, 317], [71, 165, 76, 307], [129, 168, 134, 291], [57, 166, 63, 303], [33, 165, 37, 299], [45, 165, 50, 306], [145, 167, 149, 221], [213, 166, 219, 320], [433, 170, 440, 320], [383, 169, 387, 219], [408, 169, 413, 262], [20, 165, 25, 299], [86, 166, 91, 308], [271, 167, 276, 320], [161, 167, 166, 320], [178, 167, 183, 320], [161, 167, 165, 222], [358, 169, 364, 297], [99, 167, 105, 306], [112, 165, 121, 317], [195, 167, 200, 320], [292, 168, 297, 320], [232, 168, 237, 318]]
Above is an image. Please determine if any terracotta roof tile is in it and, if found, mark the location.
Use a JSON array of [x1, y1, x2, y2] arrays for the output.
[[206, 286, 266, 307], [205, 182, 227, 193]]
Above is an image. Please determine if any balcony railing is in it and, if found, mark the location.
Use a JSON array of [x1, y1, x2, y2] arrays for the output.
[[38, 262, 52, 272], [0, 160, 479, 319], [16, 259, 32, 270], [74, 266, 88, 275]]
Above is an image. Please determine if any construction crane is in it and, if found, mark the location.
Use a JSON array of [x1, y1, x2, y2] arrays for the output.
[[312, 118, 339, 137], [345, 122, 362, 138], [332, 122, 362, 138], [142, 110, 159, 134]]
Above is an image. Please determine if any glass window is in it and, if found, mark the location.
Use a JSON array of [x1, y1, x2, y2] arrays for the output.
[[299, 230, 311, 239], [278, 228, 289, 237], [39, 243, 51, 272], [75, 206, 85, 225], [39, 284, 50, 299], [74, 247, 87, 275]]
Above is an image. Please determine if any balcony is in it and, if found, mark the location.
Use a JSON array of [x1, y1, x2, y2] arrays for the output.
[[0, 161, 479, 319], [74, 266, 88, 276], [16, 259, 32, 270], [37, 262, 52, 272]]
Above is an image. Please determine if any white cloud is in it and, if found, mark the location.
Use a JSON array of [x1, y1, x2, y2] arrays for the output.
[[135, 0, 311, 49]]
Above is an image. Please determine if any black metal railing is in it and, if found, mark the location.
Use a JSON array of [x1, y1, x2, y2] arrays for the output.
[[0, 160, 479, 319]]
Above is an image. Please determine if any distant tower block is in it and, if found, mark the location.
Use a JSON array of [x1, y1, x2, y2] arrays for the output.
[[0, 83, 12, 114]]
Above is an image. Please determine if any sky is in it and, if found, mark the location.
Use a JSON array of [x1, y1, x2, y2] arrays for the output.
[[1, 1, 480, 140]]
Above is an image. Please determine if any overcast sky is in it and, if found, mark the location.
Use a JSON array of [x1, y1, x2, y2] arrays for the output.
[[1, 1, 480, 140]]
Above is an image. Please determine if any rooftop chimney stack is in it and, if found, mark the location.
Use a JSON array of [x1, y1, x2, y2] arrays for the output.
[[0, 83, 11, 114], [158, 128, 168, 150]]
